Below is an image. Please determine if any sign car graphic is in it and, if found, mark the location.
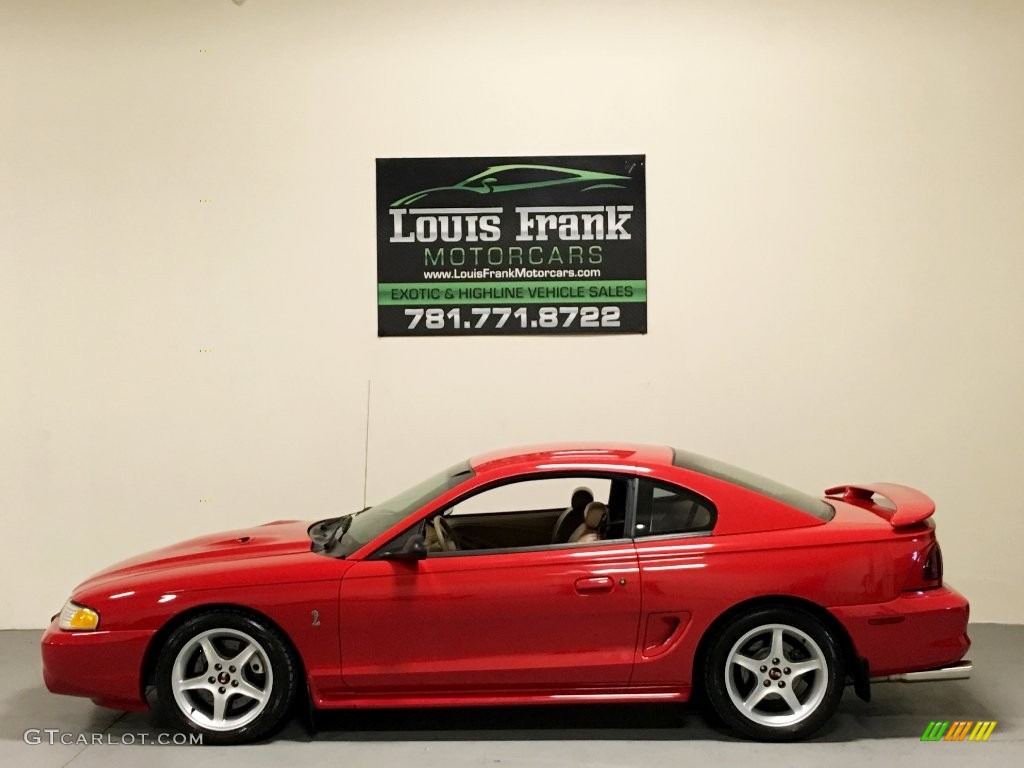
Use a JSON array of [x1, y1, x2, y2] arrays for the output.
[[390, 164, 630, 207]]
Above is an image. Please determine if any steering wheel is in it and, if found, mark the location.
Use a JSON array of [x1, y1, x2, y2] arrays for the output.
[[432, 515, 459, 552]]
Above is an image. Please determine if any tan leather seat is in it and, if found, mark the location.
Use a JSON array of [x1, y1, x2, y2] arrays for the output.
[[568, 501, 607, 544], [551, 486, 594, 543]]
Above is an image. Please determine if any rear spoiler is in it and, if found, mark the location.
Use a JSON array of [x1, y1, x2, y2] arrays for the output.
[[824, 483, 935, 528]]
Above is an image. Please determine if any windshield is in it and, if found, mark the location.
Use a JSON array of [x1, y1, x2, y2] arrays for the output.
[[322, 461, 474, 557], [672, 449, 835, 521]]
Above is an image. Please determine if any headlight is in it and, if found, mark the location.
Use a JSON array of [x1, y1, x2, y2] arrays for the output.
[[58, 600, 99, 631]]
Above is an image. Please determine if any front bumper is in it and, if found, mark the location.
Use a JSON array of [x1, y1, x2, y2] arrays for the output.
[[829, 585, 970, 678], [41, 620, 154, 711]]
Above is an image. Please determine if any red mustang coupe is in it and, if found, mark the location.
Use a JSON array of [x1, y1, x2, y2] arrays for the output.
[[42, 443, 971, 744]]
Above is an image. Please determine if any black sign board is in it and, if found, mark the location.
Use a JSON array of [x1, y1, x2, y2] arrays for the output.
[[376, 154, 646, 336]]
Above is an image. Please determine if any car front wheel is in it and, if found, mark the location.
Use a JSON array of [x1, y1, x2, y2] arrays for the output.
[[704, 606, 844, 741], [155, 610, 298, 744]]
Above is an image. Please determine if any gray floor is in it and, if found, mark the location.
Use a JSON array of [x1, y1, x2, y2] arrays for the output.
[[1, 624, 1019, 767]]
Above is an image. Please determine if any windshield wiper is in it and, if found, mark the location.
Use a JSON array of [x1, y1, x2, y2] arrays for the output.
[[310, 517, 341, 541], [310, 507, 370, 555], [330, 514, 355, 546]]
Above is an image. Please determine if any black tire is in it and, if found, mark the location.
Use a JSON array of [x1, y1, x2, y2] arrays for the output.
[[155, 610, 298, 745], [703, 606, 844, 741]]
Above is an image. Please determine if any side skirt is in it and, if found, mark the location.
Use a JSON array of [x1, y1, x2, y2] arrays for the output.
[[311, 686, 691, 710]]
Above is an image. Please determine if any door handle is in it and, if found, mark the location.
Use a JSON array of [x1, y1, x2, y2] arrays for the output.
[[574, 576, 614, 594]]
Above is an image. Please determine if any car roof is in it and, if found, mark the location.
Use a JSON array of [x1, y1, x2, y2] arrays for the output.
[[469, 442, 674, 474]]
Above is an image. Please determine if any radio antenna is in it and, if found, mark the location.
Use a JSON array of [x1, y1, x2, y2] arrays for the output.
[[362, 379, 372, 509]]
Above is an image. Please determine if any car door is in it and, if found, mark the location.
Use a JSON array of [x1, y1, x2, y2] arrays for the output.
[[338, 540, 641, 692]]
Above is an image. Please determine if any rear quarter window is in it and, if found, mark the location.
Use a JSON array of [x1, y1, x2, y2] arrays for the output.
[[634, 479, 717, 538], [672, 449, 835, 521]]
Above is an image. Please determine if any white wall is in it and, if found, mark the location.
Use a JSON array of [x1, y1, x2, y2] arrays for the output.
[[2, 0, 1022, 628]]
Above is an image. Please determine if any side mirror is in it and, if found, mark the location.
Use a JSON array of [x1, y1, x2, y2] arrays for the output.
[[380, 533, 427, 562], [479, 177, 497, 192]]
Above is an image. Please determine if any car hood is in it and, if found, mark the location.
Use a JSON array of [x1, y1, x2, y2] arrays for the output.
[[78, 519, 314, 589]]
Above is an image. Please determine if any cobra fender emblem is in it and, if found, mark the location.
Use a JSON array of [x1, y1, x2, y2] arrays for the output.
[[311, 609, 320, 627]]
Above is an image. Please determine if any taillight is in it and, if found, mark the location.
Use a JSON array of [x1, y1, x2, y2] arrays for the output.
[[905, 542, 943, 591], [922, 543, 943, 583], [905, 544, 942, 593]]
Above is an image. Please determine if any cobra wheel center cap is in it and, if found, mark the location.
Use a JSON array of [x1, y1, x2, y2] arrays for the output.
[[218, 672, 230, 685], [768, 667, 782, 680]]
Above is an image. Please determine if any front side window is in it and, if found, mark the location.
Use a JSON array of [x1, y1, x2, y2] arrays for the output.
[[419, 474, 631, 555], [633, 479, 716, 538]]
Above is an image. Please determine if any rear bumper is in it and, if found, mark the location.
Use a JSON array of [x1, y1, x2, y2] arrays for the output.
[[41, 621, 153, 711], [829, 585, 970, 677]]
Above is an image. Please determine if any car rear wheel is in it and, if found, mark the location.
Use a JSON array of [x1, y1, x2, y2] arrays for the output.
[[704, 606, 844, 741], [155, 610, 298, 744]]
